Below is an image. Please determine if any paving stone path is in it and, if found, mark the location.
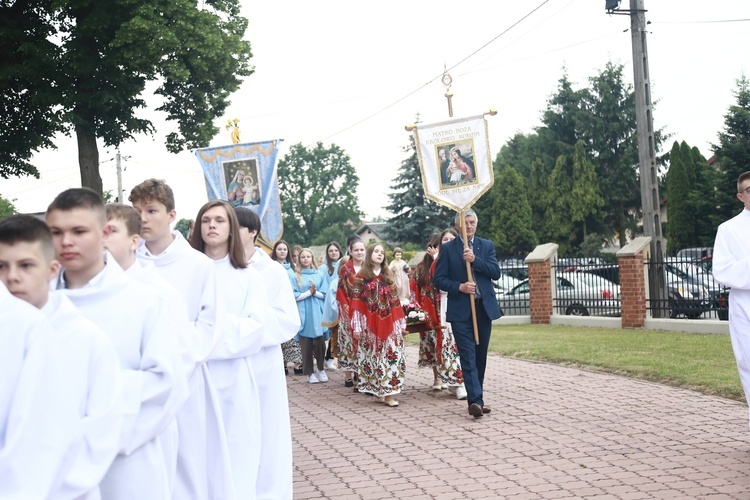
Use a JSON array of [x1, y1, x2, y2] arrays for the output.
[[288, 344, 750, 499]]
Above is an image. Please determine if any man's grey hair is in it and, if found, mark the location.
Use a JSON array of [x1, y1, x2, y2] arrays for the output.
[[454, 209, 478, 225]]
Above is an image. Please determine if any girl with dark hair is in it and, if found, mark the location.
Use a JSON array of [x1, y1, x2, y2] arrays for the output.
[[350, 243, 406, 406], [190, 200, 266, 497], [271, 239, 303, 374], [422, 228, 466, 400]]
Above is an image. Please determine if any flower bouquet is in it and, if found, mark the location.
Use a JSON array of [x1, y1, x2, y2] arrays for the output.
[[403, 302, 429, 334]]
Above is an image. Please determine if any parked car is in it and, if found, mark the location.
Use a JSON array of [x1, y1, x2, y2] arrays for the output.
[[493, 273, 523, 297], [577, 264, 713, 319], [676, 247, 713, 261], [498, 272, 620, 317]]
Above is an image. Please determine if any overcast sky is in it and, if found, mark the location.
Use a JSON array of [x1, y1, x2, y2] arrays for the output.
[[4, 0, 749, 224]]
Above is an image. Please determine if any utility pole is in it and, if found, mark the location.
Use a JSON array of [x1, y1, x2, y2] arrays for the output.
[[628, 0, 668, 317], [116, 150, 123, 203]]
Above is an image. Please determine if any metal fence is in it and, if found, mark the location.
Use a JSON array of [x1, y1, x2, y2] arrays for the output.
[[494, 253, 729, 321], [644, 254, 728, 321]]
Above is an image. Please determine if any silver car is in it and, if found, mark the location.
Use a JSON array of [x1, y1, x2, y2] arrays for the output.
[[498, 272, 620, 317]]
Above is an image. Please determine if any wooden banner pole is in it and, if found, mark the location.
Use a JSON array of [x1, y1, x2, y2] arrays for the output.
[[459, 210, 480, 345]]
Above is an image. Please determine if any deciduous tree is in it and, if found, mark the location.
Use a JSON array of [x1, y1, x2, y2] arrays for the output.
[[278, 142, 362, 246], [489, 167, 537, 257], [0, 0, 252, 192]]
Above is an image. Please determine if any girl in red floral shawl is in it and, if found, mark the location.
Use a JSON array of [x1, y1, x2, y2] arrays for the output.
[[423, 228, 466, 399], [350, 243, 406, 407], [336, 236, 366, 388]]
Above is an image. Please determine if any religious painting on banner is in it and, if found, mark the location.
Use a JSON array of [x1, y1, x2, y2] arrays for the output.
[[194, 139, 283, 245], [412, 114, 493, 212]]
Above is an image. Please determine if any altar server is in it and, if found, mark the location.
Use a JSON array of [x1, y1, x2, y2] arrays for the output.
[[46, 188, 187, 500], [130, 179, 233, 499], [713, 170, 750, 428], [236, 207, 299, 500], [105, 203, 191, 495], [191, 201, 273, 498], [0, 214, 123, 499]]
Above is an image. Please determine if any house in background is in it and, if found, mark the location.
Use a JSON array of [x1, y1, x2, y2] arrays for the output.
[[354, 221, 392, 247]]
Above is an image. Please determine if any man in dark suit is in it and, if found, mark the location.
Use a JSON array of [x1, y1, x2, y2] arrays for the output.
[[433, 209, 502, 418]]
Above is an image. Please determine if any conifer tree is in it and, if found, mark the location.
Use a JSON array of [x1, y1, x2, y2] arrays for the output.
[[713, 76, 750, 224], [385, 136, 453, 245], [666, 141, 693, 253]]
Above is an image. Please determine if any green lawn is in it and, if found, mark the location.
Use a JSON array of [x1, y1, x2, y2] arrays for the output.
[[407, 324, 744, 402]]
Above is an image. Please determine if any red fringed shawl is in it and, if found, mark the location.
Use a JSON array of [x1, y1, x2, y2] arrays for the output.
[[409, 265, 441, 331], [350, 272, 405, 342]]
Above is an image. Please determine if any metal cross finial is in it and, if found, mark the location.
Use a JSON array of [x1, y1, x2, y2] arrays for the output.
[[442, 65, 454, 118]]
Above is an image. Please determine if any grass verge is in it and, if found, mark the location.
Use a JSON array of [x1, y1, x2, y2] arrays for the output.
[[407, 323, 743, 402]]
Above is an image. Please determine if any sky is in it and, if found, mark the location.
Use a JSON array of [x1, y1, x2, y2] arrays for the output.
[[3, 0, 749, 224]]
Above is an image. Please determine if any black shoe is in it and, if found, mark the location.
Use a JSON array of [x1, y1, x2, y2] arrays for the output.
[[293, 367, 303, 375], [469, 403, 483, 418], [353, 387, 359, 393], [344, 379, 354, 388], [482, 405, 492, 414], [285, 368, 288, 376]]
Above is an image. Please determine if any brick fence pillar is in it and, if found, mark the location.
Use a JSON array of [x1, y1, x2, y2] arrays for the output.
[[525, 243, 559, 325], [617, 236, 651, 329]]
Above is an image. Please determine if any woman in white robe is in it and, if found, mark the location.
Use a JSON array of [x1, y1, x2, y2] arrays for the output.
[[191, 200, 270, 499]]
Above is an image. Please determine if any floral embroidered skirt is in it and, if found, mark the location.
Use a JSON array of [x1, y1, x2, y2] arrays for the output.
[[281, 338, 302, 366], [418, 326, 463, 386], [356, 332, 406, 397], [336, 319, 358, 373], [328, 325, 340, 359]]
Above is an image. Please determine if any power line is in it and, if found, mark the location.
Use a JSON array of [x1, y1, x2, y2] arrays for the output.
[[315, 0, 554, 143], [652, 18, 750, 24]]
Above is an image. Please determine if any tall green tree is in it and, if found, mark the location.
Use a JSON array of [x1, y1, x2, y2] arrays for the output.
[[278, 142, 362, 246], [688, 145, 718, 246], [569, 140, 603, 239], [489, 167, 537, 257], [580, 62, 641, 247], [666, 141, 693, 253], [0, 0, 252, 192], [385, 136, 453, 245], [713, 75, 750, 224]]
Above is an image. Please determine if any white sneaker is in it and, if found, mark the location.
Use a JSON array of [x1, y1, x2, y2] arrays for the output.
[[325, 359, 338, 371], [308, 373, 320, 384], [456, 386, 468, 400], [316, 370, 329, 383]]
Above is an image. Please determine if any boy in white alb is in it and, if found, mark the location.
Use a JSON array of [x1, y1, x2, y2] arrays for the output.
[[46, 188, 188, 500], [235, 207, 300, 500], [104, 203, 191, 495], [130, 179, 233, 499], [0, 215, 124, 499]]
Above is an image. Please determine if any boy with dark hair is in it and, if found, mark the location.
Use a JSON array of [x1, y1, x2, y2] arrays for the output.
[[235, 207, 299, 500], [46, 188, 187, 500], [0, 214, 124, 499], [130, 179, 231, 499]]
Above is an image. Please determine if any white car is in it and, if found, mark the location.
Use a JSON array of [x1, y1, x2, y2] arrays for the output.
[[498, 272, 620, 317]]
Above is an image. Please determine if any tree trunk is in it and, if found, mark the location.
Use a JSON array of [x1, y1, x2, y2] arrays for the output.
[[76, 126, 102, 195]]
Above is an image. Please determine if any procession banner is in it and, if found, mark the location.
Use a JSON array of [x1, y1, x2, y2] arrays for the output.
[[412, 114, 493, 211], [194, 139, 283, 245]]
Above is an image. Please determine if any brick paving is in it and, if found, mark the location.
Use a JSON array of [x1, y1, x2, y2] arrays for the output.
[[288, 344, 750, 499]]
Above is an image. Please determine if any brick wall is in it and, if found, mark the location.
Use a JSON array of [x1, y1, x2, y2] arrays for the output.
[[618, 252, 646, 328], [528, 260, 553, 324]]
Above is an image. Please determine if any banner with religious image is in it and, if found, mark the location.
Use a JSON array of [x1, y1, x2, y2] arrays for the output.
[[194, 139, 283, 245], [412, 114, 494, 211]]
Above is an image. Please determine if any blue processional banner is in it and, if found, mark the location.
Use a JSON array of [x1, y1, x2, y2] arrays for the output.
[[194, 139, 283, 245]]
